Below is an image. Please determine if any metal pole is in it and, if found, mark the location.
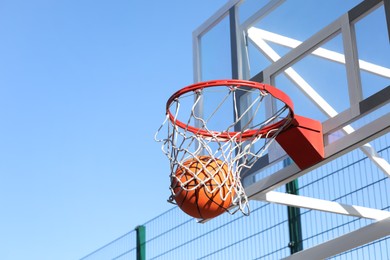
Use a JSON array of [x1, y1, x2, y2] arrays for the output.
[[229, 6, 240, 80], [284, 158, 303, 254], [384, 0, 390, 43], [135, 225, 146, 260]]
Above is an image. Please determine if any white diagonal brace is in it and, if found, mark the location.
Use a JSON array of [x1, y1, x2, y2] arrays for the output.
[[254, 191, 390, 220]]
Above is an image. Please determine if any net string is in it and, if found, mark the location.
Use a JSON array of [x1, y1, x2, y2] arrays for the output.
[[155, 86, 292, 217]]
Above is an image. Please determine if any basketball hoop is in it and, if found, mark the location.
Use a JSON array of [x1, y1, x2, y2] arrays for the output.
[[155, 80, 324, 219]]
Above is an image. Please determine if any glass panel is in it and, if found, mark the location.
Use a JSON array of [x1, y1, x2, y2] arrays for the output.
[[244, 0, 364, 79], [238, 0, 272, 24], [354, 5, 390, 99], [200, 15, 232, 81], [246, 39, 273, 78], [273, 33, 349, 120], [250, 0, 363, 42]]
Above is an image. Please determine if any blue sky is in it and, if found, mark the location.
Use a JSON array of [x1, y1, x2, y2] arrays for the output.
[[0, 1, 226, 259]]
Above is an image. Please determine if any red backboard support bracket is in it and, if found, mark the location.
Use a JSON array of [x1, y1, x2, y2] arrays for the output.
[[276, 115, 325, 170]]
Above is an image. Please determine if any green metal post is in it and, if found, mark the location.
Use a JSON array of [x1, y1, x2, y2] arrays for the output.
[[284, 158, 303, 254], [135, 225, 146, 260]]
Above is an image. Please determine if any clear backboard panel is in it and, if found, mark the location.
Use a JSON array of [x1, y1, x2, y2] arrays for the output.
[[193, 0, 390, 186]]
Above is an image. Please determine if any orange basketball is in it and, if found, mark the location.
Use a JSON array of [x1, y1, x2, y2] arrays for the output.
[[172, 156, 235, 219]]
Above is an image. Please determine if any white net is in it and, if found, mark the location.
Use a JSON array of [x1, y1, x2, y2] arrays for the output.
[[155, 83, 292, 217]]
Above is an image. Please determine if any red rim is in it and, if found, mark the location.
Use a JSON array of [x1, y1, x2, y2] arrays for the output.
[[166, 80, 295, 140]]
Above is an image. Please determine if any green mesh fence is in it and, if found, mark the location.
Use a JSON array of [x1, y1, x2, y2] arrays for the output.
[[81, 133, 390, 260]]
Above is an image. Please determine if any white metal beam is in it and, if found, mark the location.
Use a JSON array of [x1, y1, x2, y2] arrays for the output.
[[282, 217, 390, 260], [253, 191, 390, 220], [341, 13, 363, 106]]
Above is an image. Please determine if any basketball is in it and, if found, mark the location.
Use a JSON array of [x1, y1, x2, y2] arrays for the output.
[[171, 156, 235, 219]]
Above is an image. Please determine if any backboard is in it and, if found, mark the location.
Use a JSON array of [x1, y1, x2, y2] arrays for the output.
[[193, 0, 390, 188], [192, 0, 390, 257]]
